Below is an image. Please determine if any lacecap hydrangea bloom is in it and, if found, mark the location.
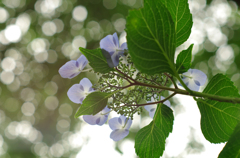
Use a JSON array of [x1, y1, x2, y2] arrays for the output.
[[108, 115, 132, 141], [100, 32, 127, 67], [179, 69, 207, 91], [83, 106, 111, 126], [144, 96, 171, 119], [58, 55, 88, 79], [67, 78, 94, 104]]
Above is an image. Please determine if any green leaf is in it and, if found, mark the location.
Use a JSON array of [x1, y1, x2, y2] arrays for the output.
[[74, 91, 112, 118], [160, 0, 193, 47], [218, 121, 240, 158], [197, 74, 240, 143], [79, 47, 113, 73], [126, 0, 176, 75], [135, 104, 174, 158], [176, 44, 193, 73]]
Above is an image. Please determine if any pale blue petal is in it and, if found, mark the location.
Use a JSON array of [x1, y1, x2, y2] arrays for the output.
[[77, 55, 88, 70], [110, 129, 129, 141], [144, 104, 157, 112], [108, 117, 122, 130], [58, 60, 80, 79], [187, 80, 200, 91], [112, 32, 120, 48], [100, 34, 117, 53], [191, 69, 207, 86], [83, 115, 99, 125], [149, 111, 155, 119], [161, 96, 171, 108], [79, 78, 93, 92], [120, 42, 128, 50], [67, 84, 85, 104], [124, 117, 132, 130], [111, 52, 120, 67]]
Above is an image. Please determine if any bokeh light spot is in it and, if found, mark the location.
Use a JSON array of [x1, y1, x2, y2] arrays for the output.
[[4, 25, 22, 43], [103, 0, 117, 9], [20, 88, 35, 102], [0, 7, 9, 23], [1, 57, 16, 71], [21, 102, 36, 116], [45, 96, 59, 110], [0, 71, 14, 85], [59, 103, 73, 117], [72, 6, 88, 22], [44, 81, 58, 95], [42, 21, 57, 36]]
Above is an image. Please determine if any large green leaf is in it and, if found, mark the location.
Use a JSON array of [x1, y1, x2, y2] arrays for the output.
[[135, 104, 174, 158], [79, 47, 113, 73], [218, 121, 240, 158], [197, 74, 240, 143], [161, 0, 193, 47], [126, 0, 176, 75], [176, 44, 193, 73], [74, 91, 112, 118]]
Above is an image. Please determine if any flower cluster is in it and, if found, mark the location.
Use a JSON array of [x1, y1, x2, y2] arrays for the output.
[[58, 32, 207, 142]]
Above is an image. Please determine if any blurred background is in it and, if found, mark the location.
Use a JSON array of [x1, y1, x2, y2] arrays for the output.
[[0, 0, 240, 157]]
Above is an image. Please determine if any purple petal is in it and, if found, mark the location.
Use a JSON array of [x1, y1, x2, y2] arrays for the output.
[[83, 115, 98, 125], [58, 60, 81, 79], [120, 42, 128, 50], [100, 34, 118, 53], [124, 117, 132, 129], [149, 111, 155, 119], [77, 55, 88, 70], [67, 84, 85, 104], [110, 129, 129, 141]]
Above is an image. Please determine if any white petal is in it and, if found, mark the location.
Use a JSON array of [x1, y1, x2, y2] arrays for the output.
[[110, 129, 129, 141]]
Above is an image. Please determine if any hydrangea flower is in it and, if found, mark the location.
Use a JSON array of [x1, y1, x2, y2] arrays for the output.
[[144, 96, 171, 119], [58, 55, 88, 79], [100, 32, 127, 67], [67, 78, 94, 104], [108, 115, 132, 141], [179, 69, 207, 91], [83, 106, 111, 126]]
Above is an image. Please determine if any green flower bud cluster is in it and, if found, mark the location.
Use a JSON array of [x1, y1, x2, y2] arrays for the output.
[[97, 54, 170, 119]]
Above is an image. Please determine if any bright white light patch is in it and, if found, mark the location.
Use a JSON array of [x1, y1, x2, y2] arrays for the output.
[[16, 13, 31, 34], [42, 21, 57, 36], [0, 71, 14, 85], [72, 6, 88, 22], [0, 7, 9, 23], [31, 38, 47, 54], [1, 57, 16, 71], [5, 25, 22, 43]]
